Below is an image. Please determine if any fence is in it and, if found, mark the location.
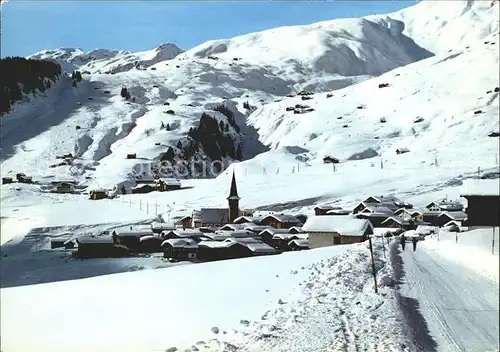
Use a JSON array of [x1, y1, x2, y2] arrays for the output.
[[434, 227, 499, 256]]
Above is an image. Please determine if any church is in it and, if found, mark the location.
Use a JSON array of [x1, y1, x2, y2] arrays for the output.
[[190, 171, 242, 228]]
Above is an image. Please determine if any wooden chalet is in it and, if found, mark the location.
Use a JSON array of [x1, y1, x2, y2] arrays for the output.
[[425, 200, 463, 212], [89, 189, 108, 200], [197, 240, 277, 261], [160, 229, 206, 240], [288, 226, 303, 234], [258, 228, 290, 246], [233, 215, 261, 224], [131, 183, 157, 194], [460, 194, 500, 227], [354, 206, 394, 227], [219, 222, 257, 232], [435, 211, 468, 227], [54, 182, 75, 194], [138, 235, 163, 253], [162, 238, 199, 261], [314, 205, 341, 216], [112, 229, 154, 251], [192, 208, 229, 228], [2, 177, 13, 185], [288, 239, 309, 251], [206, 230, 255, 241], [74, 235, 129, 258], [272, 233, 304, 251], [259, 214, 303, 229], [302, 216, 373, 248], [156, 178, 181, 191], [381, 216, 422, 230]]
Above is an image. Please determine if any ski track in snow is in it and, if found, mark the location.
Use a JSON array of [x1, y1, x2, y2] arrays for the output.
[[398, 244, 500, 352]]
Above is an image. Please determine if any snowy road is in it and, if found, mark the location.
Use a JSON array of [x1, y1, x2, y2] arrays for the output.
[[398, 244, 499, 352]]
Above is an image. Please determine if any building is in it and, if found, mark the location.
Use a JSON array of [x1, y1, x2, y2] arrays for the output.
[[197, 240, 277, 261], [460, 194, 500, 227], [156, 178, 182, 191], [75, 235, 129, 258], [54, 182, 75, 194], [288, 239, 309, 251], [138, 235, 163, 253], [131, 183, 156, 194], [151, 221, 176, 234], [2, 177, 13, 185], [227, 171, 241, 224], [436, 211, 468, 227], [162, 238, 198, 261], [191, 171, 241, 228], [313, 205, 341, 216], [425, 199, 463, 212], [259, 214, 303, 229], [258, 228, 291, 246], [302, 216, 373, 248], [89, 189, 108, 200]]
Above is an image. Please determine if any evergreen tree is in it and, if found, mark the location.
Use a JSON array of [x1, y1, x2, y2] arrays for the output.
[[177, 140, 183, 149], [219, 120, 224, 131], [166, 123, 171, 131]]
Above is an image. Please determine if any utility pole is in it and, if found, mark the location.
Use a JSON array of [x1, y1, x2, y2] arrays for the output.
[[368, 236, 378, 293]]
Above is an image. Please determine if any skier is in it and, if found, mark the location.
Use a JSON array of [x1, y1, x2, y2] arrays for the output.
[[400, 233, 406, 251], [412, 237, 418, 251]]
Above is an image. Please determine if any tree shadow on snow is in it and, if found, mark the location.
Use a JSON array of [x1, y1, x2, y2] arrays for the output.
[[390, 244, 438, 352]]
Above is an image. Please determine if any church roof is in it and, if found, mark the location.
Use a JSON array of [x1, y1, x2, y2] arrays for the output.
[[227, 171, 240, 200]]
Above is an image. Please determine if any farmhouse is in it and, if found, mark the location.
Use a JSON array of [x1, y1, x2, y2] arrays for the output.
[[156, 178, 181, 191], [259, 214, 303, 229], [258, 228, 290, 246], [162, 238, 198, 261], [460, 194, 500, 227], [89, 189, 107, 200], [302, 216, 373, 248], [288, 239, 309, 251], [313, 204, 341, 216], [53, 182, 75, 194], [436, 211, 468, 227], [75, 235, 129, 258]]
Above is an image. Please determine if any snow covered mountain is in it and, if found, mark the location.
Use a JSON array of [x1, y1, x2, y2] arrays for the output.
[[0, 0, 498, 205]]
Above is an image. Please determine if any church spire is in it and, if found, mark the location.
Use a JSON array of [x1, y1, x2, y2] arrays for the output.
[[227, 170, 240, 200]]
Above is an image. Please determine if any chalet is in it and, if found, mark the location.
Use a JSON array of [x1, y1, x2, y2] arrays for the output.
[[192, 208, 229, 228], [89, 189, 107, 200], [323, 156, 340, 164], [258, 228, 290, 246], [355, 210, 393, 228], [126, 153, 137, 159], [138, 235, 163, 253], [113, 229, 154, 251], [206, 230, 255, 241], [414, 225, 437, 236], [288, 239, 309, 251], [326, 209, 351, 216], [131, 183, 157, 194], [396, 148, 410, 155], [353, 201, 397, 214], [425, 200, 463, 212], [360, 195, 412, 209], [156, 178, 181, 191], [460, 194, 500, 227], [259, 214, 303, 229], [421, 211, 441, 226], [151, 221, 176, 234], [294, 214, 308, 224], [314, 205, 341, 216], [394, 208, 423, 220], [18, 175, 33, 184], [233, 215, 261, 224], [2, 177, 13, 185], [197, 240, 277, 261], [75, 235, 129, 258], [161, 229, 205, 240], [272, 233, 302, 250], [54, 182, 75, 194], [219, 222, 257, 232], [288, 226, 303, 234], [381, 216, 424, 230], [244, 225, 274, 234], [442, 221, 461, 232], [50, 234, 73, 249], [175, 215, 193, 229], [15, 173, 26, 182], [303, 216, 373, 248], [162, 238, 198, 261], [436, 211, 468, 227]]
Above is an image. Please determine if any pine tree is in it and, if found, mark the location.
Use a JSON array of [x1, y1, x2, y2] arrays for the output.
[[177, 140, 182, 149], [219, 120, 224, 130], [166, 123, 171, 131]]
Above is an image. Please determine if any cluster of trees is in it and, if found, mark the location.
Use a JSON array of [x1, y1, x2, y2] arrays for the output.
[[213, 104, 240, 133], [71, 70, 82, 87], [120, 87, 131, 100], [188, 112, 243, 161], [0, 57, 62, 115]]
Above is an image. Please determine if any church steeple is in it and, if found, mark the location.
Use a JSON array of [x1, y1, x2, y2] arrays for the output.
[[227, 170, 240, 223]]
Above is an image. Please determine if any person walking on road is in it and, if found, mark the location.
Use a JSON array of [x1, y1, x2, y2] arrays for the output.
[[400, 233, 406, 251], [412, 237, 418, 251]]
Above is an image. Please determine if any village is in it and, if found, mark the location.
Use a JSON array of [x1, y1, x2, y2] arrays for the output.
[[39, 169, 499, 264]]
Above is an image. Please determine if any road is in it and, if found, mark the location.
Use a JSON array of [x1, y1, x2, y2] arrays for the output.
[[397, 243, 499, 352]]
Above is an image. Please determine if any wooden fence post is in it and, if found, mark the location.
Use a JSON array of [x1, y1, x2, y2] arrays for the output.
[[368, 236, 378, 294]]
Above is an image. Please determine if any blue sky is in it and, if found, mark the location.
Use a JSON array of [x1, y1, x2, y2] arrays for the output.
[[2, 0, 415, 57]]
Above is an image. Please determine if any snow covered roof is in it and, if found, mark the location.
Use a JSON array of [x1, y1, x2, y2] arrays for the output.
[[158, 178, 181, 186], [438, 211, 468, 221], [193, 208, 229, 224], [272, 233, 298, 240], [115, 230, 153, 237], [314, 204, 341, 210], [288, 239, 309, 247], [139, 235, 160, 242], [224, 237, 262, 244], [219, 222, 256, 231], [76, 235, 114, 244], [233, 215, 258, 223], [151, 222, 176, 230], [302, 216, 372, 236], [415, 225, 437, 235], [162, 229, 204, 237], [260, 214, 302, 224], [161, 238, 198, 248], [288, 226, 303, 233], [326, 209, 351, 215], [245, 242, 276, 253], [361, 206, 394, 215], [245, 225, 274, 233], [198, 240, 235, 249], [258, 228, 290, 236]]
